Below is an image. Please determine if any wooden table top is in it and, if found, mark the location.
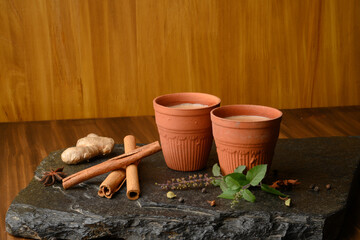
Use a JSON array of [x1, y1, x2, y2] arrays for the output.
[[1, 106, 359, 240]]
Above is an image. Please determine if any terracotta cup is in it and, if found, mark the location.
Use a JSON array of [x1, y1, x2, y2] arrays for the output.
[[153, 92, 221, 171], [210, 105, 282, 175]]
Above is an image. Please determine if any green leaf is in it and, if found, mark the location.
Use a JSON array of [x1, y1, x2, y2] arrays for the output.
[[220, 180, 228, 192], [212, 179, 222, 186], [225, 173, 249, 186], [212, 163, 221, 177], [218, 190, 237, 199], [234, 165, 246, 174], [225, 176, 241, 190], [246, 164, 267, 186], [261, 184, 288, 197], [241, 189, 256, 202]]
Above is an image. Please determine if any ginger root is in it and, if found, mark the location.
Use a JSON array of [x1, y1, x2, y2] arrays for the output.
[[61, 133, 115, 164]]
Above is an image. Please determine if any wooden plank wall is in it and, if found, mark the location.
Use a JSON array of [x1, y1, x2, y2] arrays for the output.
[[1, 0, 359, 122]]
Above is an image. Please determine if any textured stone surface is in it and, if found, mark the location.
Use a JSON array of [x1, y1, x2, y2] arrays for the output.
[[6, 136, 360, 240]]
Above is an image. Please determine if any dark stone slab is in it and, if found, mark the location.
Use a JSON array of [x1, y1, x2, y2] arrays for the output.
[[5, 136, 360, 240]]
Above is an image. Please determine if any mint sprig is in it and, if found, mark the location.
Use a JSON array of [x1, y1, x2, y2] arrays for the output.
[[211, 163, 288, 206]]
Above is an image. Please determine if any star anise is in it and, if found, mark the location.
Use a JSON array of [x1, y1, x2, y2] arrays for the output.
[[39, 167, 66, 186]]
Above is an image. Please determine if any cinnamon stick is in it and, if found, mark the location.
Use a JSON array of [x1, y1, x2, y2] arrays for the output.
[[98, 170, 126, 198], [97, 135, 137, 198], [124, 135, 140, 200], [62, 141, 161, 189]]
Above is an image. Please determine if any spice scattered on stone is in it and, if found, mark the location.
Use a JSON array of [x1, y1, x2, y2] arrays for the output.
[[178, 197, 184, 203], [39, 167, 66, 186], [285, 198, 292, 207], [201, 188, 207, 193], [279, 196, 289, 201], [166, 191, 176, 199]]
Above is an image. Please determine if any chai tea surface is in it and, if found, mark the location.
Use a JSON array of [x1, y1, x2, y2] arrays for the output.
[[169, 103, 209, 109], [225, 115, 271, 122]]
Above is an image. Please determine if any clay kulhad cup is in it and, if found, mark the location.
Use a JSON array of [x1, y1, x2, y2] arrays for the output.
[[210, 104, 282, 175], [153, 92, 221, 171]]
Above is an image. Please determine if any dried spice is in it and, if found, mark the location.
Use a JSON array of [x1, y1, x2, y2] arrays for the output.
[[39, 167, 66, 186], [278, 196, 292, 207], [155, 174, 213, 190], [166, 191, 176, 199], [63, 141, 161, 189], [279, 196, 289, 201], [285, 198, 292, 207], [270, 179, 300, 190]]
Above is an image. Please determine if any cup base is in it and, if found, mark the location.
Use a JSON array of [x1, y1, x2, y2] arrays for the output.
[[159, 129, 213, 171]]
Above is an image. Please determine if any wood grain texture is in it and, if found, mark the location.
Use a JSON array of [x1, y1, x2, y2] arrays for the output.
[[1, 0, 360, 122], [1, 106, 360, 239]]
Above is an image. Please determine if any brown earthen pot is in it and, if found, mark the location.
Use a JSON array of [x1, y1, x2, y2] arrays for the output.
[[210, 105, 282, 175], [153, 92, 221, 171]]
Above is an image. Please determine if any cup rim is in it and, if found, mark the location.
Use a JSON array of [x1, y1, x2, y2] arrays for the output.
[[153, 92, 221, 114], [211, 104, 283, 125]]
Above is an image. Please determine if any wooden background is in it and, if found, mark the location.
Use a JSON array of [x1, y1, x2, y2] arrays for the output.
[[1, 0, 359, 122]]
